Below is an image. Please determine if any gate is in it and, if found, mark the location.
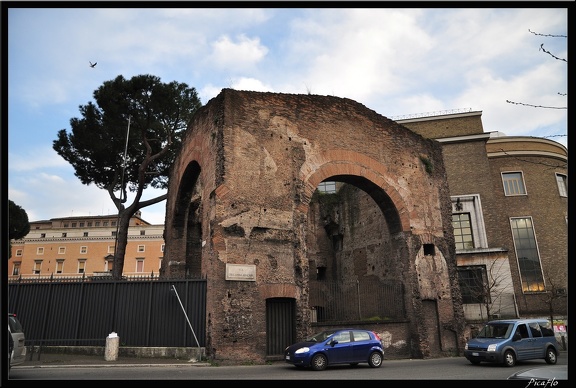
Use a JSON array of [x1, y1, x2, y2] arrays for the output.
[[266, 298, 295, 356]]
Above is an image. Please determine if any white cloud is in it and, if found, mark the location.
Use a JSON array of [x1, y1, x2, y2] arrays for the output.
[[208, 34, 269, 71]]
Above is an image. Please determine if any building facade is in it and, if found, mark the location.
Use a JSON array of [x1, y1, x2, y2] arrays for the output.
[[398, 111, 568, 340], [8, 212, 165, 280]]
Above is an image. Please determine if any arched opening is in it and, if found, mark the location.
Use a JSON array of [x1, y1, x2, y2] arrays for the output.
[[306, 175, 408, 323], [164, 161, 203, 278]]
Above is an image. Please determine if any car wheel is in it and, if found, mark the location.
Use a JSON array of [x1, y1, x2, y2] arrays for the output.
[[311, 354, 328, 371], [503, 350, 516, 367], [368, 351, 383, 368], [545, 348, 557, 364]]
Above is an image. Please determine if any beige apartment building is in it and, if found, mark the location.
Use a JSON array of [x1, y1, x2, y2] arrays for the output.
[[8, 211, 165, 280]]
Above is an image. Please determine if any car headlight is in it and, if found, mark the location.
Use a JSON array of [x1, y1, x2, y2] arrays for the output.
[[295, 347, 310, 354], [487, 344, 497, 352]]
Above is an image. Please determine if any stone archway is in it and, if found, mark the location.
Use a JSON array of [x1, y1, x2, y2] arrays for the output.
[[162, 89, 465, 363]]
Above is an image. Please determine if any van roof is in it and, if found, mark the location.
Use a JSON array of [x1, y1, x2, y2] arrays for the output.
[[487, 318, 549, 324]]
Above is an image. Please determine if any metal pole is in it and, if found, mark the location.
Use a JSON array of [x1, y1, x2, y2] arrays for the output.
[[171, 285, 201, 359], [113, 116, 131, 259]]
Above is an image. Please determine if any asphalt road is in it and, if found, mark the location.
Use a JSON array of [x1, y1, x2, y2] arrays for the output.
[[7, 353, 569, 382]]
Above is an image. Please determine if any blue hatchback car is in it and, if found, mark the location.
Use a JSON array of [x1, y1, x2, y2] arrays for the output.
[[284, 328, 384, 371]]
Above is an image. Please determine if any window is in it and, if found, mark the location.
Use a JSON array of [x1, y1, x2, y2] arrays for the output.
[[33, 260, 42, 275], [58, 247, 66, 254], [79, 222, 85, 227], [140, 230, 146, 236], [15, 249, 22, 257], [63, 223, 69, 227], [40, 233, 46, 238], [105, 258, 114, 272], [316, 266, 326, 280], [37, 247, 44, 255], [78, 260, 86, 274], [333, 331, 351, 343], [510, 217, 544, 292], [451, 195, 488, 249], [453, 213, 474, 250], [87, 222, 92, 227], [539, 321, 555, 337], [83, 232, 89, 237], [62, 232, 67, 237], [108, 245, 115, 253], [317, 181, 336, 194], [80, 246, 88, 254], [72, 222, 77, 227], [111, 221, 116, 227], [95, 221, 100, 227], [136, 259, 145, 273], [103, 221, 109, 227], [12, 262, 21, 276], [56, 260, 64, 274], [159, 258, 163, 270], [138, 245, 145, 253], [556, 173, 567, 197], [111, 231, 117, 237], [502, 172, 526, 196], [458, 266, 486, 304], [161, 244, 165, 252]]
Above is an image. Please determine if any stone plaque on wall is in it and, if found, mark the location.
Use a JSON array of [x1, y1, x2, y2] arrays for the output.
[[225, 264, 256, 281]]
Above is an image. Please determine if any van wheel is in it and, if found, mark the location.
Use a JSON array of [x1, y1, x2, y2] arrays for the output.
[[545, 348, 557, 364], [503, 350, 516, 367]]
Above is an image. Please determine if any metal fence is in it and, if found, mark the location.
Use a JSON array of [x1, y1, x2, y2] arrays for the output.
[[7, 276, 207, 348], [309, 279, 406, 323]]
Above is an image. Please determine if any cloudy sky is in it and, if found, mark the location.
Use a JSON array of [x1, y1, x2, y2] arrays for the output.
[[6, 6, 568, 225]]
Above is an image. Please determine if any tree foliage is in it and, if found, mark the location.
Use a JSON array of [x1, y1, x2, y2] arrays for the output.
[[9, 200, 30, 259], [53, 74, 202, 278]]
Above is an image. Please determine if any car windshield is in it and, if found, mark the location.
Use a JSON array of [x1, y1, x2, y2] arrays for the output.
[[305, 330, 338, 342], [476, 323, 513, 339]]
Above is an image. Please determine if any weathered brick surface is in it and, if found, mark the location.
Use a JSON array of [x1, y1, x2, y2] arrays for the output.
[[163, 89, 464, 362]]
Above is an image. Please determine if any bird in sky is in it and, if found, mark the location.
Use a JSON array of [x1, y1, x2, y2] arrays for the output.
[[89, 61, 97, 68]]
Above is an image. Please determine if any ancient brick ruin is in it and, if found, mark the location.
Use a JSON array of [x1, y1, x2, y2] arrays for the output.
[[162, 89, 466, 362]]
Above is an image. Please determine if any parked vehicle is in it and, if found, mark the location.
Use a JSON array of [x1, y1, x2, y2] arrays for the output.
[[284, 328, 384, 371], [464, 318, 559, 367], [508, 365, 567, 380], [8, 313, 26, 367]]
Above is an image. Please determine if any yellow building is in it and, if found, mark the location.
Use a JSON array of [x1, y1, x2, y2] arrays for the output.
[[8, 212, 165, 280]]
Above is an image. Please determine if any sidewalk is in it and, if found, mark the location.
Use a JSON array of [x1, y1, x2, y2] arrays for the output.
[[15, 352, 211, 368]]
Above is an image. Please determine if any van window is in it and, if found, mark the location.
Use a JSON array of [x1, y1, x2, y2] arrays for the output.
[[529, 322, 543, 337], [539, 321, 555, 337], [477, 323, 513, 338], [515, 324, 530, 339]]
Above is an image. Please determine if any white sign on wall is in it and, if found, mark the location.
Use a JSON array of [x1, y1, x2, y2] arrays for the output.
[[225, 264, 256, 281]]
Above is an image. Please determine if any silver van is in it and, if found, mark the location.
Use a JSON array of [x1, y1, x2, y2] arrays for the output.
[[8, 313, 26, 368], [464, 318, 559, 367]]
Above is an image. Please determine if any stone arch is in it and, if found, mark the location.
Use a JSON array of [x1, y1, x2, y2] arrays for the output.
[[297, 149, 410, 235], [162, 160, 202, 279]]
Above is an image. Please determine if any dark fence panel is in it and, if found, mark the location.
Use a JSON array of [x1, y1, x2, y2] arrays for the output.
[[8, 277, 206, 348], [309, 279, 405, 323]]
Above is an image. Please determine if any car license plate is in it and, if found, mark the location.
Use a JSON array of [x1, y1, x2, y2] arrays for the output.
[[472, 352, 479, 356], [285, 355, 290, 360]]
